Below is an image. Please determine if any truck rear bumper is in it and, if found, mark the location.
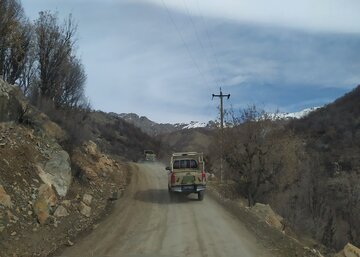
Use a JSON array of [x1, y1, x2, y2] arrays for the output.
[[170, 185, 206, 193]]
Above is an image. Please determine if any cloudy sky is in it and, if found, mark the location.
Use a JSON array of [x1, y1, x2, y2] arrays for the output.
[[22, 0, 360, 123]]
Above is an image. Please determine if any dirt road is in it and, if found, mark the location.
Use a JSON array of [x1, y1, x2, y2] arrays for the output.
[[59, 163, 273, 257]]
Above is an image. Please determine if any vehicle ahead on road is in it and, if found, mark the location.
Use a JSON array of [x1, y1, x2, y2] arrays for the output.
[[166, 152, 207, 200], [144, 150, 156, 161]]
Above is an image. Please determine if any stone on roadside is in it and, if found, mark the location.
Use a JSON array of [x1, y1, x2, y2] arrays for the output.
[[79, 202, 91, 217], [36, 150, 72, 197], [250, 203, 284, 231], [67, 240, 74, 246], [53, 205, 69, 218], [62, 200, 71, 208], [82, 194, 93, 206]]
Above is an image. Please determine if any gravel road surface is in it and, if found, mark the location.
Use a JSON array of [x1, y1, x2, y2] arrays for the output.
[[60, 162, 273, 257]]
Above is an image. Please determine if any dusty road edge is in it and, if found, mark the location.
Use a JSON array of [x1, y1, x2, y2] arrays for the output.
[[48, 163, 136, 257], [206, 186, 330, 257]]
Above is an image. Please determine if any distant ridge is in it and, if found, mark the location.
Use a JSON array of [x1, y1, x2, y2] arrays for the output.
[[109, 113, 212, 137], [110, 107, 318, 137]]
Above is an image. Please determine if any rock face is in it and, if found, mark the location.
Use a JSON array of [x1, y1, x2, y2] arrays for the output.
[[72, 141, 125, 185], [0, 185, 13, 208], [37, 150, 72, 197], [0, 79, 23, 122]]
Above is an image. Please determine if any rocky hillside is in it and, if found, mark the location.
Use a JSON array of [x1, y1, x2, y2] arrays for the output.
[[84, 111, 163, 161], [0, 79, 152, 256], [252, 85, 360, 251], [287, 85, 360, 250], [195, 85, 360, 253]]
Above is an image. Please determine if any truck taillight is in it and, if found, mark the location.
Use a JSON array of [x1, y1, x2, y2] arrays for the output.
[[201, 171, 206, 182], [171, 173, 176, 184]]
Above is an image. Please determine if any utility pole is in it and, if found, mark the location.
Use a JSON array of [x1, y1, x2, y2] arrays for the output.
[[212, 87, 230, 183]]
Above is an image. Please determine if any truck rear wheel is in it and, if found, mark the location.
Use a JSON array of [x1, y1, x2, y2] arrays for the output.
[[198, 191, 205, 201]]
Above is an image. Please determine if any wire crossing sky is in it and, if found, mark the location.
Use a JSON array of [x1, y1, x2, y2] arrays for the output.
[[22, 0, 360, 123]]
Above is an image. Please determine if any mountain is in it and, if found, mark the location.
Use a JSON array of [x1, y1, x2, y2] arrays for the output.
[[114, 107, 318, 137], [112, 113, 212, 137], [284, 85, 360, 250]]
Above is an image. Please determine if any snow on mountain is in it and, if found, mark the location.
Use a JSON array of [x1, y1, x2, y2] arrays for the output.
[[113, 107, 319, 136], [182, 121, 207, 129], [277, 107, 320, 119]]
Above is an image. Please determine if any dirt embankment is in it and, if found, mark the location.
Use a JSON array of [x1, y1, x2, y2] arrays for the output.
[[0, 121, 130, 256], [0, 80, 130, 256]]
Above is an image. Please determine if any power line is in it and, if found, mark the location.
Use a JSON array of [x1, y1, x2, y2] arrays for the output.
[[181, 0, 220, 88], [160, 0, 210, 86], [195, 0, 226, 87]]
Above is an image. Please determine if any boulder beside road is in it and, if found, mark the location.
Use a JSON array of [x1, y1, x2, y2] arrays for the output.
[[37, 150, 72, 197]]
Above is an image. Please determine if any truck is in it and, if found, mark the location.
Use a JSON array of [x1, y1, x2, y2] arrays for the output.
[[144, 150, 156, 162], [166, 152, 207, 201]]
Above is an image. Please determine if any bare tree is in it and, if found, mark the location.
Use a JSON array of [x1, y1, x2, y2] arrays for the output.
[[58, 55, 87, 108], [224, 105, 303, 206], [34, 11, 76, 103], [0, 0, 32, 85], [18, 34, 37, 96]]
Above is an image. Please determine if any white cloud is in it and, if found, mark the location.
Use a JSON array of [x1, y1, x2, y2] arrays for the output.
[[145, 0, 360, 34], [21, 0, 360, 123]]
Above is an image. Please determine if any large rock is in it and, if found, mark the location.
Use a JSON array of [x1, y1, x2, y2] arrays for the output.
[[0, 185, 13, 208], [53, 205, 69, 217], [0, 79, 23, 122], [37, 150, 72, 197], [336, 243, 360, 257], [34, 184, 57, 225], [79, 202, 91, 217], [82, 194, 93, 206], [251, 203, 284, 231]]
